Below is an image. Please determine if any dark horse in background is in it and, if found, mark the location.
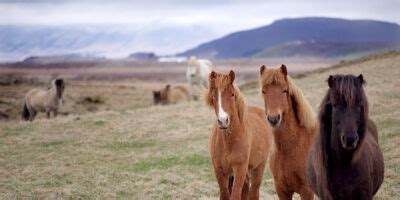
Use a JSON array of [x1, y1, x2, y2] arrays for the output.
[[306, 74, 384, 200]]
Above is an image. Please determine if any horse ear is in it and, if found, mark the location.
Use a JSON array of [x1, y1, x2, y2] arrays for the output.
[[328, 75, 335, 88], [209, 71, 216, 79], [260, 65, 266, 75], [280, 64, 287, 76], [358, 74, 365, 85], [229, 70, 235, 84], [166, 85, 170, 90]]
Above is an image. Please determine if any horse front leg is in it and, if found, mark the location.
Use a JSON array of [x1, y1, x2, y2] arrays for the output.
[[230, 164, 247, 200], [214, 167, 230, 200], [241, 175, 249, 200], [248, 160, 267, 200], [275, 183, 294, 200], [29, 110, 37, 121], [299, 185, 314, 200]]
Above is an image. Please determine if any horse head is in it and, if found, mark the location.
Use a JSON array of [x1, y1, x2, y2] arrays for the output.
[[54, 78, 65, 98], [153, 85, 171, 105], [205, 70, 245, 129], [259, 65, 290, 128], [153, 91, 161, 105], [324, 74, 368, 151]]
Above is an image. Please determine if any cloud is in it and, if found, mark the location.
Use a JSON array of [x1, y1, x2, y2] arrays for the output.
[[1, 0, 399, 60], [1, 0, 399, 27]]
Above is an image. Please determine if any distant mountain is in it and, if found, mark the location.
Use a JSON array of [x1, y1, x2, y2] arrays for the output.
[[22, 54, 106, 64], [128, 52, 158, 61], [179, 17, 400, 59], [0, 24, 219, 62]]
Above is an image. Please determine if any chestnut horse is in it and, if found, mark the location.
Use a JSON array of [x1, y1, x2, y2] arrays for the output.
[[306, 74, 384, 200], [259, 65, 317, 200], [205, 70, 272, 200]]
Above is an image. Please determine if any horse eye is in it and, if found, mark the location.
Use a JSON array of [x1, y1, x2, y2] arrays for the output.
[[231, 93, 234, 97], [283, 90, 288, 94], [262, 90, 266, 94]]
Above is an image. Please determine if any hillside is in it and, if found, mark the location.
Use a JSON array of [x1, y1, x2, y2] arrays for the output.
[[180, 17, 400, 59], [0, 24, 219, 62], [0, 53, 399, 198]]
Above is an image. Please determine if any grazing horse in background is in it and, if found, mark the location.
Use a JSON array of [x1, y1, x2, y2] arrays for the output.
[[22, 78, 65, 121], [187, 56, 213, 99], [306, 74, 384, 200], [152, 85, 190, 105], [259, 65, 317, 200], [205, 70, 272, 200]]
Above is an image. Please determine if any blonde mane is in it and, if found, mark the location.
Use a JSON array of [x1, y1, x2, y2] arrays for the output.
[[204, 71, 247, 122], [260, 68, 316, 130]]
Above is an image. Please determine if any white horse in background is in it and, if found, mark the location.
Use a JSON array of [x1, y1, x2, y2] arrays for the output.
[[186, 56, 213, 99]]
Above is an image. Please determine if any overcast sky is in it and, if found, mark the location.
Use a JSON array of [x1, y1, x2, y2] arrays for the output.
[[1, 0, 399, 33], [1, 0, 399, 60]]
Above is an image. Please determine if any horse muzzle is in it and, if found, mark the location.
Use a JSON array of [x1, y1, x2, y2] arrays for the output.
[[267, 114, 281, 128], [341, 134, 359, 150], [217, 117, 230, 129]]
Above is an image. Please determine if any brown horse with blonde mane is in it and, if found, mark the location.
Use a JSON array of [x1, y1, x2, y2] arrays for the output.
[[306, 74, 384, 200], [259, 65, 317, 200], [205, 70, 272, 200]]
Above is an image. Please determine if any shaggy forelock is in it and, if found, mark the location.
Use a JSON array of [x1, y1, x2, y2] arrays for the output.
[[259, 68, 287, 87], [330, 75, 366, 107]]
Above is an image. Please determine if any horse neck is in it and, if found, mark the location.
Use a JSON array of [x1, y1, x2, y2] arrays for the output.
[[328, 135, 363, 169], [47, 85, 60, 101], [219, 109, 247, 148], [273, 108, 304, 153]]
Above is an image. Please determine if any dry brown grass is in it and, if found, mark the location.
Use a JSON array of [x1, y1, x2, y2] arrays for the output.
[[0, 54, 399, 199]]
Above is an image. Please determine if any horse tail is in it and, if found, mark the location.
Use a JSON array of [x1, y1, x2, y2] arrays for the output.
[[228, 176, 234, 194], [21, 102, 30, 121]]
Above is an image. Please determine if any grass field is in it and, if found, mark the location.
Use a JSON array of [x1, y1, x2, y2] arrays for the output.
[[0, 53, 399, 199]]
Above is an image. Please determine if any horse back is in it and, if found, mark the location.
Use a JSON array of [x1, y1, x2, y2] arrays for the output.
[[174, 86, 190, 97], [25, 89, 47, 106], [168, 86, 190, 103]]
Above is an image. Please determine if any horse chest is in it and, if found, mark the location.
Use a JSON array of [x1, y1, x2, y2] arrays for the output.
[[329, 169, 373, 199]]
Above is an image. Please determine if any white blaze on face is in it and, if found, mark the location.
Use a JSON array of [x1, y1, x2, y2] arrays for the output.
[[218, 91, 228, 123]]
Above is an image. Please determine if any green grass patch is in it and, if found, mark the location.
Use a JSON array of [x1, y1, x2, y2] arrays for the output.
[[0, 126, 33, 138], [103, 141, 155, 150], [378, 118, 400, 130], [40, 140, 67, 147], [94, 120, 106, 126], [117, 153, 210, 172]]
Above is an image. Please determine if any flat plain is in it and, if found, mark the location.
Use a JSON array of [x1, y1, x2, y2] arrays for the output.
[[0, 54, 398, 199]]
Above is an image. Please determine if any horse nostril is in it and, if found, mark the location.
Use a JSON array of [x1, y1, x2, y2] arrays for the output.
[[267, 116, 273, 123], [267, 115, 280, 126], [354, 134, 359, 142], [341, 135, 345, 142], [217, 119, 222, 125]]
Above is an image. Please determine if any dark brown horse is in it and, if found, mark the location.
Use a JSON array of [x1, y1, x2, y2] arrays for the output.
[[306, 74, 384, 200]]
